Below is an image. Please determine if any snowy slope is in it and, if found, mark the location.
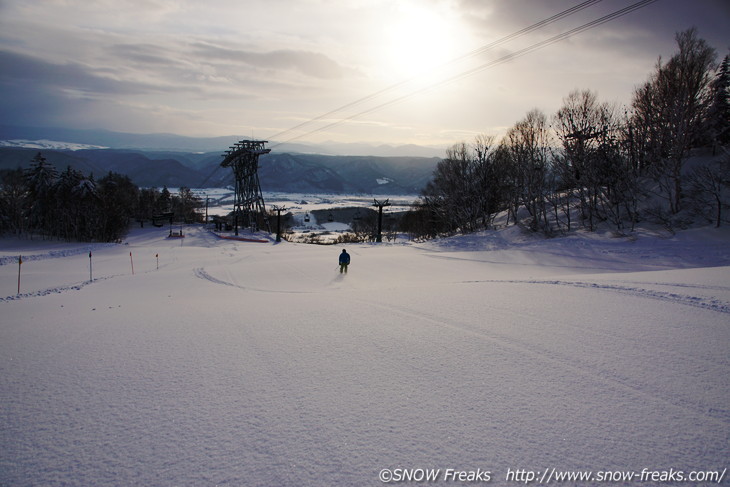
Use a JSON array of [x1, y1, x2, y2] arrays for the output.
[[1, 226, 729, 486]]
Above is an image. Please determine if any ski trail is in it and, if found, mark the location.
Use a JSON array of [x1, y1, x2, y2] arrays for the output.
[[0, 244, 116, 266], [354, 296, 730, 427], [1, 273, 123, 302], [192, 267, 314, 294], [460, 279, 730, 314], [193, 267, 237, 288]]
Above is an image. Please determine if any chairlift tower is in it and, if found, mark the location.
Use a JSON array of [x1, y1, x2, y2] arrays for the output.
[[270, 205, 287, 242], [373, 198, 391, 242], [221, 139, 271, 235]]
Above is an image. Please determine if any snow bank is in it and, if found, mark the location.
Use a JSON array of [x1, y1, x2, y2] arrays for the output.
[[1, 225, 728, 486]]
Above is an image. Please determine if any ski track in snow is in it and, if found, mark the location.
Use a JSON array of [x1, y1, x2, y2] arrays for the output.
[[194, 262, 730, 314], [0, 274, 125, 302], [2, 224, 729, 486], [0, 243, 116, 266], [192, 241, 730, 427], [460, 279, 730, 315], [1, 281, 90, 301], [193, 267, 315, 294], [357, 296, 730, 426]]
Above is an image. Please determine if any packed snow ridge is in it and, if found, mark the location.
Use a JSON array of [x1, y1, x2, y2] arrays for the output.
[[1, 224, 728, 486]]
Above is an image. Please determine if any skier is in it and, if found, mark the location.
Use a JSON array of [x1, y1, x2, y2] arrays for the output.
[[339, 249, 350, 274]]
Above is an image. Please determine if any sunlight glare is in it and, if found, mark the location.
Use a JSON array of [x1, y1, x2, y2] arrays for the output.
[[384, 3, 463, 79]]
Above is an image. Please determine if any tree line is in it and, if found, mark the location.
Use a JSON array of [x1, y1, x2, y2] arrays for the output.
[[0, 153, 204, 242], [403, 28, 730, 239]]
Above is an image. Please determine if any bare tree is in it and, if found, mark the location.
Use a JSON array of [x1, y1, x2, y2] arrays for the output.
[[419, 134, 509, 235], [472, 134, 502, 228], [504, 109, 552, 232], [553, 90, 633, 232], [554, 90, 604, 230], [705, 54, 730, 153], [631, 28, 717, 214], [688, 154, 730, 227]]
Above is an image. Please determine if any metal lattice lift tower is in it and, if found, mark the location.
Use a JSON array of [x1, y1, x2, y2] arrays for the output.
[[221, 139, 271, 235]]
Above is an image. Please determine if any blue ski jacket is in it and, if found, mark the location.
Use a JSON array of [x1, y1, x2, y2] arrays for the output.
[[339, 251, 350, 265]]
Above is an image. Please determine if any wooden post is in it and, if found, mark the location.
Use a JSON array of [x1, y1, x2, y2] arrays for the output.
[[17, 255, 22, 294]]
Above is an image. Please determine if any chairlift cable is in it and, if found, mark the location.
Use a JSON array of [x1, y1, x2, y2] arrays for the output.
[[198, 163, 224, 188], [270, 0, 658, 148], [266, 0, 603, 147]]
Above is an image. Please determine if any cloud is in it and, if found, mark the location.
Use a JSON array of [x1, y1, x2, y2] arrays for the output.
[[0, 0, 727, 144], [106, 43, 182, 68], [0, 48, 215, 132], [0, 49, 166, 96], [457, 0, 729, 60], [190, 42, 356, 80]]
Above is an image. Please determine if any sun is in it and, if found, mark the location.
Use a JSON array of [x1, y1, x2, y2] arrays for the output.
[[383, 3, 464, 79]]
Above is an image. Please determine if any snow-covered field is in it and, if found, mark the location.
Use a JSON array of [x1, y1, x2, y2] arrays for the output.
[[200, 190, 416, 218], [1, 225, 729, 486]]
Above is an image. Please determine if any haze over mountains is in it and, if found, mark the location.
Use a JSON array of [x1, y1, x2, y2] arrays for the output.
[[0, 124, 445, 157], [0, 125, 443, 194]]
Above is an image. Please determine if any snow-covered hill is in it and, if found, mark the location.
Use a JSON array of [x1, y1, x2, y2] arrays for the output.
[[0, 139, 108, 151], [1, 226, 728, 486]]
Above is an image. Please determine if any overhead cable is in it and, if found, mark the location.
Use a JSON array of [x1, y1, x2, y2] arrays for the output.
[[266, 0, 603, 145], [269, 0, 658, 148]]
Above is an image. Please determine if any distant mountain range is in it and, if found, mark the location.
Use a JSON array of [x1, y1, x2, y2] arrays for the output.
[[256, 152, 438, 194], [0, 131, 441, 194], [0, 124, 446, 157], [0, 124, 443, 194]]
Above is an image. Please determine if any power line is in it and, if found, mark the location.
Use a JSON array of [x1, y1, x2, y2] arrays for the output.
[[269, 0, 658, 148], [266, 0, 602, 146]]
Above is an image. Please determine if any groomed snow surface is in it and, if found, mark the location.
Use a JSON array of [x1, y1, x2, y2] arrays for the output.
[[1, 225, 729, 486]]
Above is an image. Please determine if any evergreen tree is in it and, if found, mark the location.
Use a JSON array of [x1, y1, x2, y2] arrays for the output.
[[24, 152, 58, 237], [0, 169, 27, 235], [136, 187, 160, 225], [157, 186, 172, 214], [98, 172, 139, 241], [73, 173, 100, 241], [54, 166, 85, 240], [175, 187, 204, 223]]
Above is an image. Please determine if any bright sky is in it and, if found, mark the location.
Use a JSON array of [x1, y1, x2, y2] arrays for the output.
[[0, 0, 728, 148]]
